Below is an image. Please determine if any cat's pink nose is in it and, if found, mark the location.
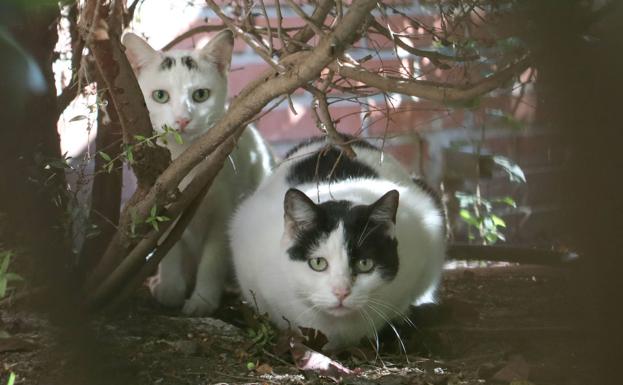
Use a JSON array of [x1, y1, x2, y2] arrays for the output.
[[332, 287, 351, 302], [176, 118, 190, 131]]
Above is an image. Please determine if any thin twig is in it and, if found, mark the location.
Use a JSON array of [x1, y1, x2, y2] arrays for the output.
[[258, 0, 273, 54], [205, 0, 283, 71], [285, 0, 326, 37], [330, 57, 531, 103], [161, 25, 226, 51], [307, 85, 356, 158]]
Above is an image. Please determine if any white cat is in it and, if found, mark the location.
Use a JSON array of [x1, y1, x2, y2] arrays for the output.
[[122, 30, 274, 315], [229, 137, 445, 348]]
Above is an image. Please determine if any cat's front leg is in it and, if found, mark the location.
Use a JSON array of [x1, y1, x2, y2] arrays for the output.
[[149, 245, 192, 307], [182, 228, 229, 316]]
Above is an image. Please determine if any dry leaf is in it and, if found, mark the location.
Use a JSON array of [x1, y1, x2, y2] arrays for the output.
[[289, 337, 353, 381], [255, 363, 273, 375]]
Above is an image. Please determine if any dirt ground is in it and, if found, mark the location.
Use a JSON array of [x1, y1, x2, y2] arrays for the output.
[[0, 265, 593, 385]]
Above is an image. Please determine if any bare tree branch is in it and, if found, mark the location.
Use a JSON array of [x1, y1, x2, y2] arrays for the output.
[[331, 58, 531, 103], [369, 19, 480, 63], [161, 25, 226, 51], [285, 0, 326, 37], [286, 0, 334, 54], [205, 0, 283, 71]]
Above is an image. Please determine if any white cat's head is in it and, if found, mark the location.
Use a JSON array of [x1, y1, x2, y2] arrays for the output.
[[122, 30, 234, 141], [282, 189, 400, 318]]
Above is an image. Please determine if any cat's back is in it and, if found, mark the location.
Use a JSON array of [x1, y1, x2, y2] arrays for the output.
[[281, 136, 414, 188]]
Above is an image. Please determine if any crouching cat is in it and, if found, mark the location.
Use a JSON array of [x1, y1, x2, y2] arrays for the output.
[[229, 137, 445, 348], [123, 30, 274, 315]]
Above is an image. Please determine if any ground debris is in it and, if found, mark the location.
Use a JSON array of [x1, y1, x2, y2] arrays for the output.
[[0, 266, 591, 385]]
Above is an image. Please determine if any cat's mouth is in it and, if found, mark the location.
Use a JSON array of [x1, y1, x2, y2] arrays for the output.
[[325, 304, 355, 317]]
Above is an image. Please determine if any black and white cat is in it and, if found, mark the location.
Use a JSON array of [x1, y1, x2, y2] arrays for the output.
[[122, 30, 274, 315], [229, 137, 445, 348]]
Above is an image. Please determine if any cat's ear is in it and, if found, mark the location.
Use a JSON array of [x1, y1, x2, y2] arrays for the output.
[[199, 29, 234, 75], [284, 189, 318, 233], [122, 32, 158, 73], [369, 190, 399, 224]]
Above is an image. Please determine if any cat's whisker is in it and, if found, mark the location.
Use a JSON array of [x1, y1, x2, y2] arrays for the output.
[[359, 308, 381, 357], [366, 303, 409, 362], [367, 297, 416, 329]]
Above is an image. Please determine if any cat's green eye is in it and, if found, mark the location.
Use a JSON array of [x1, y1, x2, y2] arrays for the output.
[[308, 257, 328, 272], [192, 88, 210, 103], [356, 258, 375, 273], [152, 90, 169, 104]]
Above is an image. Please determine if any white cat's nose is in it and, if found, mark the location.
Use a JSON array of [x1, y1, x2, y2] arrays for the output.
[[176, 118, 190, 131], [332, 287, 351, 302]]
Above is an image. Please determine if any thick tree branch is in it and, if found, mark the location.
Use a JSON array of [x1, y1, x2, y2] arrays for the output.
[[331, 58, 531, 103]]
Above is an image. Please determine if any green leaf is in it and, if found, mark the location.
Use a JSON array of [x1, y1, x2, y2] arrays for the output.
[[491, 214, 506, 228], [134, 135, 147, 141], [0, 252, 11, 273], [493, 155, 526, 183], [4, 273, 23, 282], [98, 151, 111, 162], [497, 196, 517, 208], [0, 278, 7, 298], [150, 205, 157, 217], [173, 131, 183, 145], [459, 209, 480, 227], [484, 232, 499, 245], [7, 372, 16, 385]]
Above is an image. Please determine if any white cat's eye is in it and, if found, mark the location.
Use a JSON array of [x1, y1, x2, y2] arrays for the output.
[[308, 257, 328, 272], [356, 258, 375, 273], [192, 88, 211, 103], [152, 90, 169, 104]]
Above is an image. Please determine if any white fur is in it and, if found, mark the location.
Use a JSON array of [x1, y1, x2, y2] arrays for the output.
[[123, 31, 274, 315], [229, 141, 445, 348]]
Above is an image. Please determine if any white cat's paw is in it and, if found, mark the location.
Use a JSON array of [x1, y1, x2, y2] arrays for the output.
[[148, 275, 187, 307], [182, 292, 219, 316]]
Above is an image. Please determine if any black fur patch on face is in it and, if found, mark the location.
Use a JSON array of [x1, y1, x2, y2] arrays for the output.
[[286, 198, 399, 281], [181, 56, 198, 70], [159, 57, 175, 70], [287, 200, 351, 262], [286, 147, 378, 186], [343, 204, 399, 280]]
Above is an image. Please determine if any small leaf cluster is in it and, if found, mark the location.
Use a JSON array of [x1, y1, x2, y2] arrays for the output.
[[98, 125, 183, 174], [456, 156, 525, 245]]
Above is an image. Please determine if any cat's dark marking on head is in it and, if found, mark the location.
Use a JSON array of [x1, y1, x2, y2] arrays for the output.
[[285, 189, 399, 281], [160, 56, 175, 70], [286, 147, 378, 186], [181, 56, 198, 70]]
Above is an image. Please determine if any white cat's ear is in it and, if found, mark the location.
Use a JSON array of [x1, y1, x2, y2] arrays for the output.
[[199, 29, 234, 75], [369, 190, 399, 224], [284, 189, 318, 233], [122, 32, 158, 73]]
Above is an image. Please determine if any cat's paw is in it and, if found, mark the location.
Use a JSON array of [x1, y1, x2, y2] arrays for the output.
[[182, 292, 219, 316], [148, 275, 186, 307]]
